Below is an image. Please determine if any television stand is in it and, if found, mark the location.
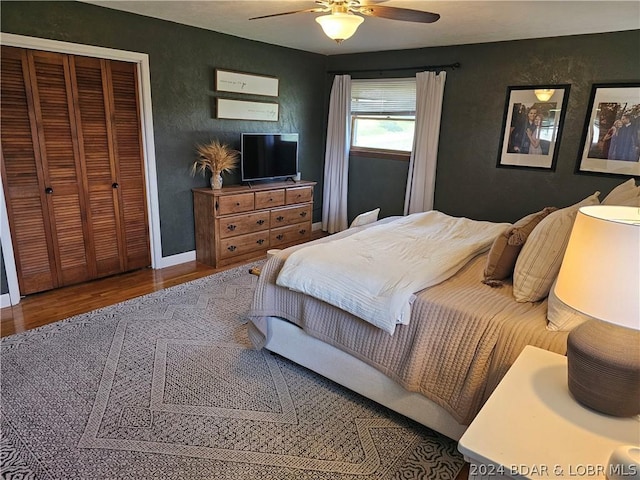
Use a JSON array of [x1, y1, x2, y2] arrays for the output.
[[192, 180, 316, 268]]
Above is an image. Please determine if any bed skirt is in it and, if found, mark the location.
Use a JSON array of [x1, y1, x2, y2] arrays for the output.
[[253, 315, 468, 441]]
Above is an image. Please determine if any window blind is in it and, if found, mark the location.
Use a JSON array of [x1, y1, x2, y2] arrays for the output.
[[351, 78, 416, 115]]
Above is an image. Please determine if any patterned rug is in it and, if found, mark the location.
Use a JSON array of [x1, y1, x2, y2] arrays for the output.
[[1, 263, 464, 479]]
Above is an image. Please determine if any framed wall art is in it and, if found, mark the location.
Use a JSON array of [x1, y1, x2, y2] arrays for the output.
[[497, 85, 570, 170], [216, 98, 279, 121], [215, 69, 279, 97], [576, 83, 640, 177]]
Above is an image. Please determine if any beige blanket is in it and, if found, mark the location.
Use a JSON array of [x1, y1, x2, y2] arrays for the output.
[[248, 224, 568, 425]]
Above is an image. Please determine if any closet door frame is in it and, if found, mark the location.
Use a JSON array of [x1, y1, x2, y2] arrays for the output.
[[0, 33, 161, 306]]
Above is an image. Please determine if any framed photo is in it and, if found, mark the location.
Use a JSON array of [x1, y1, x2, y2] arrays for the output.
[[497, 85, 570, 170], [576, 83, 640, 177], [215, 69, 279, 97], [216, 98, 279, 121]]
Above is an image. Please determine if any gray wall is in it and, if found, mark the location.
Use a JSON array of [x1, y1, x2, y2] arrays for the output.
[[329, 30, 640, 223], [1, 1, 328, 261], [348, 156, 409, 221], [1, 2, 638, 297]]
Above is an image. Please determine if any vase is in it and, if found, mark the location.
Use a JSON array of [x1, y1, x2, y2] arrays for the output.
[[211, 173, 223, 190]]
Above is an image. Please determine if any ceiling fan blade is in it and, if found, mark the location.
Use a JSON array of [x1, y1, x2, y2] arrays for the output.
[[355, 5, 440, 23], [249, 8, 325, 21]]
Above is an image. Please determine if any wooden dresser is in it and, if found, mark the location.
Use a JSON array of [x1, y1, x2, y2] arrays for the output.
[[193, 181, 316, 267]]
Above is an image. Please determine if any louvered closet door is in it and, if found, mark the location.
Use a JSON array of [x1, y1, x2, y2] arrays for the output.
[[1, 46, 151, 295], [0, 46, 58, 294], [71, 56, 125, 277], [27, 50, 94, 288], [109, 61, 150, 270]]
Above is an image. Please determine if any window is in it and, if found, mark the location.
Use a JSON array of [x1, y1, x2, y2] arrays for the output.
[[350, 78, 416, 156]]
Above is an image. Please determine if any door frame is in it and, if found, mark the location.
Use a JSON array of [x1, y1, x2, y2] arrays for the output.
[[0, 33, 162, 306]]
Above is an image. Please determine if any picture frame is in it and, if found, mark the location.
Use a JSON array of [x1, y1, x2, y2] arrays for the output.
[[576, 83, 640, 177], [215, 69, 279, 97], [216, 98, 279, 121], [497, 85, 570, 170]]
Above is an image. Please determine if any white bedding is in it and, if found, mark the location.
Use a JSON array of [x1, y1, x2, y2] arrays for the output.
[[276, 211, 510, 334]]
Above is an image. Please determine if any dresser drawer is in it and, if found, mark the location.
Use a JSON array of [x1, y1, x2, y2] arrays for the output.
[[217, 193, 255, 215], [285, 186, 313, 205], [270, 221, 312, 247], [218, 211, 270, 239], [255, 189, 285, 209], [219, 231, 269, 260], [193, 181, 315, 268], [271, 204, 312, 227]]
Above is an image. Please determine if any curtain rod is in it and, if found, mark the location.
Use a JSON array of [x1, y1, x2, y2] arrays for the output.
[[328, 62, 460, 75]]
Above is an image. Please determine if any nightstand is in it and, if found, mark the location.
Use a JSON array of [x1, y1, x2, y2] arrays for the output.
[[458, 346, 640, 479]]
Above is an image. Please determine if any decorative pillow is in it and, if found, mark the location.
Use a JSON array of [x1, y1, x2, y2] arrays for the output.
[[350, 208, 380, 228], [482, 207, 557, 286], [546, 279, 592, 331], [602, 178, 640, 207], [513, 192, 600, 303]]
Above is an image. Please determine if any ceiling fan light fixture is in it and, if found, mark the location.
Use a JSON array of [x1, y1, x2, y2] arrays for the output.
[[315, 12, 364, 43], [534, 89, 555, 102]]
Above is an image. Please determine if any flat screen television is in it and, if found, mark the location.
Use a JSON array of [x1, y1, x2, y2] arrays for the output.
[[241, 133, 299, 182]]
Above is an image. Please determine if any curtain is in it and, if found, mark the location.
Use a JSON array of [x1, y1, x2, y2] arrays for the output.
[[404, 71, 447, 215], [322, 74, 351, 233]]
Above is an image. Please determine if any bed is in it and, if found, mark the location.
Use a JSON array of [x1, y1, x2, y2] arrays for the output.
[[247, 211, 571, 441]]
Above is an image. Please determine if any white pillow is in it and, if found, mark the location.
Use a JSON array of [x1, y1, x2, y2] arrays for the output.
[[513, 192, 600, 303], [602, 178, 640, 207], [546, 279, 592, 331], [350, 208, 380, 228]]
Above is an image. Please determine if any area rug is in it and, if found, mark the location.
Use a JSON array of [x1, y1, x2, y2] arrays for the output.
[[1, 263, 464, 479]]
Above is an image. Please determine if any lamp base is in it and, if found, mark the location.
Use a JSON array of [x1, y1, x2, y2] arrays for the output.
[[567, 320, 640, 417]]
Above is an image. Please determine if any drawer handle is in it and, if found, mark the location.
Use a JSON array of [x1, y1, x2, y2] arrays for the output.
[[276, 234, 284, 240], [299, 211, 307, 217], [215, 200, 219, 211], [227, 245, 237, 252], [299, 229, 307, 234], [257, 239, 265, 245], [257, 219, 265, 225], [236, 202, 240, 206], [227, 224, 236, 231], [276, 215, 284, 222], [269, 198, 273, 202], [45, 187, 54, 194]]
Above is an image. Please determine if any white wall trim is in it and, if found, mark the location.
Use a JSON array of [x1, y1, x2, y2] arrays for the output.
[[0, 172, 21, 306], [312, 221, 322, 231], [157, 251, 197, 269], [0, 33, 162, 305], [0, 293, 11, 309]]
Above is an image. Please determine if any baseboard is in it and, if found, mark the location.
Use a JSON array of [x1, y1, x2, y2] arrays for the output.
[[312, 221, 322, 231], [156, 250, 196, 269], [1, 293, 12, 308]]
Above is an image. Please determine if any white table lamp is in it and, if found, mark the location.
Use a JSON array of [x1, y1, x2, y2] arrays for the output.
[[554, 205, 640, 417]]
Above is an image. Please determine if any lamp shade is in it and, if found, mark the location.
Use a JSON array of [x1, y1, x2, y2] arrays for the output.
[[555, 205, 640, 330], [316, 13, 364, 42]]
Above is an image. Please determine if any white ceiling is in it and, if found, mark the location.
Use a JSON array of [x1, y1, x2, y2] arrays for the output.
[[82, 0, 640, 55]]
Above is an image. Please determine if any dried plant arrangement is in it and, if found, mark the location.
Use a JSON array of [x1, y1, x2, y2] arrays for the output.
[[191, 140, 239, 189]]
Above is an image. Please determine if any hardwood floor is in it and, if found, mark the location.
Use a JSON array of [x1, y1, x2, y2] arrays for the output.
[[1, 231, 332, 338], [0, 237, 469, 480], [0, 259, 225, 338]]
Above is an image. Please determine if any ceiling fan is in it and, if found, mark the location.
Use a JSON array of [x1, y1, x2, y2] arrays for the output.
[[249, 0, 440, 43]]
